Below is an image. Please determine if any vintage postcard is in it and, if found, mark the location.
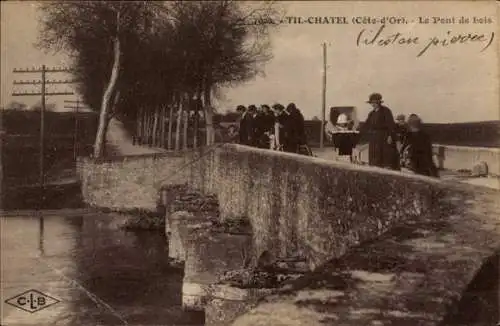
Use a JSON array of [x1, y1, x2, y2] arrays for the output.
[[1, 1, 499, 325]]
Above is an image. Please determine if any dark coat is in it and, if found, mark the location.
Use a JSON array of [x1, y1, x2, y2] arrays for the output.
[[253, 112, 275, 148], [262, 112, 275, 134], [363, 105, 400, 170], [401, 130, 439, 177], [254, 112, 274, 136], [284, 109, 306, 148], [239, 113, 255, 145], [395, 123, 409, 153], [395, 124, 408, 144]]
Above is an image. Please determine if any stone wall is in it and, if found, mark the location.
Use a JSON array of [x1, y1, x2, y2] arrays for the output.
[[79, 144, 448, 269], [191, 144, 446, 270], [78, 142, 498, 215], [356, 143, 500, 174], [230, 184, 500, 326], [78, 152, 191, 211], [77, 145, 221, 211], [78, 143, 499, 325], [433, 144, 500, 174]]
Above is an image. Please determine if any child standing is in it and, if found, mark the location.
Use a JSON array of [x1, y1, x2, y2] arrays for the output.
[[401, 114, 439, 178]]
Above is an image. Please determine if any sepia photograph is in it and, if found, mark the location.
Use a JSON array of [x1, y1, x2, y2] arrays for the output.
[[1, 1, 499, 325]]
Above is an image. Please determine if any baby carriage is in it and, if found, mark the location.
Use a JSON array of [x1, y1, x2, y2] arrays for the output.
[[325, 107, 361, 163]]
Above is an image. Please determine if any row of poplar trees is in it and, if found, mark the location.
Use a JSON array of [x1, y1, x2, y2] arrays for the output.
[[37, 1, 281, 158]]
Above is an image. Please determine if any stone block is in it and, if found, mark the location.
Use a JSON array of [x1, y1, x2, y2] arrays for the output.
[[182, 230, 253, 311], [472, 161, 489, 177], [205, 284, 273, 326], [168, 211, 209, 262]]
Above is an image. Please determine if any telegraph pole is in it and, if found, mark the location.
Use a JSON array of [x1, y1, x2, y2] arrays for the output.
[[12, 66, 74, 206], [320, 42, 328, 149], [40, 66, 46, 188]]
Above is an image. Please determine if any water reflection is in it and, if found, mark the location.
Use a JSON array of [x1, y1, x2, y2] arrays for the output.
[[1, 211, 204, 325], [38, 215, 45, 256]]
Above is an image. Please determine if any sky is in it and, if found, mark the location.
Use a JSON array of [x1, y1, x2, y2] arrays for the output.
[[1, 1, 499, 122]]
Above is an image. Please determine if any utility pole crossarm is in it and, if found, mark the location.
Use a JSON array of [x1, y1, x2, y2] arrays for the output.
[[13, 67, 73, 73], [12, 92, 75, 96], [11, 92, 43, 96], [14, 80, 77, 85], [13, 80, 43, 85], [46, 80, 77, 84]]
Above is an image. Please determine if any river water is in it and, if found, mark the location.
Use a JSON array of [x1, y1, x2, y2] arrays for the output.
[[1, 209, 205, 326]]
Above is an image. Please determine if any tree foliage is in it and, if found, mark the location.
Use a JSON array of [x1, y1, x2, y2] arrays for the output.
[[37, 0, 282, 149]]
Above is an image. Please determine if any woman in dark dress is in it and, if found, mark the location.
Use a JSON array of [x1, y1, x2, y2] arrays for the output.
[[237, 105, 249, 145], [362, 93, 400, 170], [401, 114, 439, 178], [284, 103, 306, 153], [239, 105, 257, 146]]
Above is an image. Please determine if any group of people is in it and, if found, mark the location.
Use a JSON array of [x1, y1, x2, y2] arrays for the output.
[[231, 92, 439, 178], [235, 103, 307, 153], [362, 93, 439, 177]]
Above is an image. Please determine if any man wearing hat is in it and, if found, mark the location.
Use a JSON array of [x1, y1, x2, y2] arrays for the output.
[[238, 105, 256, 146], [362, 93, 400, 170], [236, 105, 246, 144], [284, 103, 306, 153], [246, 105, 260, 146]]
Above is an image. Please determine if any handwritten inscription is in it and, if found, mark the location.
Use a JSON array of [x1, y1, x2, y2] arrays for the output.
[[357, 25, 495, 57]]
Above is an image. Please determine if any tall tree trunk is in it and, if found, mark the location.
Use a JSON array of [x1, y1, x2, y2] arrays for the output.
[[137, 106, 143, 145], [182, 106, 189, 150], [144, 110, 149, 146], [103, 89, 120, 153], [194, 89, 202, 149], [101, 115, 113, 157], [203, 86, 214, 146], [148, 110, 154, 147], [94, 30, 121, 158], [152, 105, 160, 147], [193, 111, 198, 149], [145, 111, 148, 145], [160, 104, 166, 148], [175, 97, 183, 151], [168, 104, 174, 150], [142, 107, 147, 145]]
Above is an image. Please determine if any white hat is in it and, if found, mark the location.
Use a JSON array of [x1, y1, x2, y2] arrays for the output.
[[337, 113, 349, 124]]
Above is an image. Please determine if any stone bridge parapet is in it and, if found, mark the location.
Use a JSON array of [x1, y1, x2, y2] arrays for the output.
[[78, 144, 500, 325]]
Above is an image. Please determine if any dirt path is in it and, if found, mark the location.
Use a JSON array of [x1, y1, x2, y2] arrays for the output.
[[105, 118, 166, 156]]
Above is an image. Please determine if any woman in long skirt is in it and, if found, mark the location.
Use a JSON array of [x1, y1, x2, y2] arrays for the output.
[[362, 93, 400, 170]]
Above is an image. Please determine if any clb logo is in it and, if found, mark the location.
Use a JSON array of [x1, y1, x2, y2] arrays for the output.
[[5, 289, 60, 313]]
